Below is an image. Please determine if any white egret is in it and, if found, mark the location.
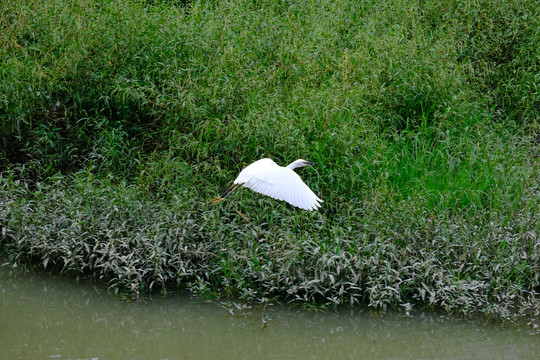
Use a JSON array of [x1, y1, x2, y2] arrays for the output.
[[211, 158, 323, 211]]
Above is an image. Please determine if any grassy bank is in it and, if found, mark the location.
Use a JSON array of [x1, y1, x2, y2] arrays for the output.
[[1, 0, 539, 325]]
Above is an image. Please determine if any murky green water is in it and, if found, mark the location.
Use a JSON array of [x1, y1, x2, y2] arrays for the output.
[[0, 269, 538, 360]]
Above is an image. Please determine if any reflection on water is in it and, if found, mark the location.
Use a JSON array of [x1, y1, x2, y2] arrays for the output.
[[0, 268, 538, 360]]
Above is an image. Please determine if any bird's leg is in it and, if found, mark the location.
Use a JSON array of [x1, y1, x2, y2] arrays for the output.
[[210, 183, 242, 204], [222, 183, 241, 199]]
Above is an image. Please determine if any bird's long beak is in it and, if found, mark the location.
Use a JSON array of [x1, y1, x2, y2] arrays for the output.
[[305, 161, 317, 166]]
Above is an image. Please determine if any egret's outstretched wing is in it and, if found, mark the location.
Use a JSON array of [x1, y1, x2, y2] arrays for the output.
[[233, 159, 322, 211]]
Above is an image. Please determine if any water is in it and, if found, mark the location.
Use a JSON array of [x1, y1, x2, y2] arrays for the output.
[[1, 268, 538, 360]]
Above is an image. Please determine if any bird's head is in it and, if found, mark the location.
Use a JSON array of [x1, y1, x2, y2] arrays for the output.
[[287, 159, 316, 170]]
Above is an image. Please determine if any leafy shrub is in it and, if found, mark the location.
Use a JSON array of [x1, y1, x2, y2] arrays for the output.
[[1, 0, 539, 325]]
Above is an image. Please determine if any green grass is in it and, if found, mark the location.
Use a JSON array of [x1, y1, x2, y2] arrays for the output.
[[1, 0, 539, 326]]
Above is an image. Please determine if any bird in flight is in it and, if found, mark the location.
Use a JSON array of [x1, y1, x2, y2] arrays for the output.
[[211, 158, 323, 211]]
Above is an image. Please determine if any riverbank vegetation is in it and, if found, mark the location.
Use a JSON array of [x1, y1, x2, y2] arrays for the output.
[[1, 0, 539, 326]]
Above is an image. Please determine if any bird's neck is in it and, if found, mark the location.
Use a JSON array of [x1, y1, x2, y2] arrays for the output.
[[287, 160, 304, 170]]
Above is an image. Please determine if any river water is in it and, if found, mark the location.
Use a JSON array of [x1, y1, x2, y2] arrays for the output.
[[1, 268, 538, 360]]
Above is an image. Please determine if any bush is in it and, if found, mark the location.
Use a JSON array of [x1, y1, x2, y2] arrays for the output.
[[1, 0, 539, 325]]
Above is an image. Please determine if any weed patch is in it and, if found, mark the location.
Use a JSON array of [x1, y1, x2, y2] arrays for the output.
[[1, 0, 539, 326]]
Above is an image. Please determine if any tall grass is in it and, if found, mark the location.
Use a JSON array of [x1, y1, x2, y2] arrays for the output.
[[1, 0, 539, 326]]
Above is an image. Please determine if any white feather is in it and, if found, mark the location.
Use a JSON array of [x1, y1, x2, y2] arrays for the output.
[[232, 158, 323, 211]]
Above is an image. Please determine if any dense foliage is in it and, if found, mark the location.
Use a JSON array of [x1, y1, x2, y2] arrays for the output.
[[1, 0, 539, 325]]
